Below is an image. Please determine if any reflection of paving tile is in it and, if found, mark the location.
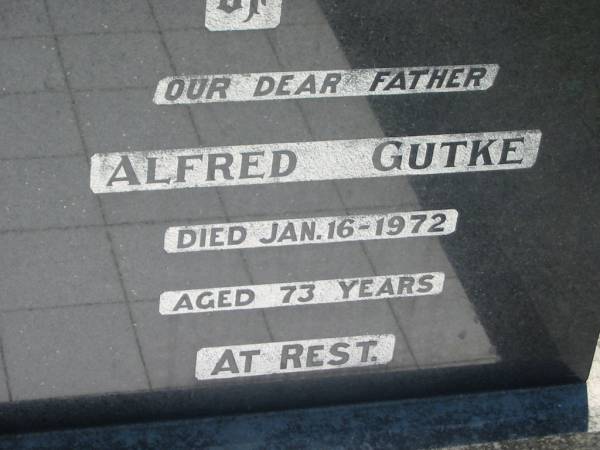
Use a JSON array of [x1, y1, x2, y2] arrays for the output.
[[335, 178, 421, 212], [392, 277, 498, 368], [269, 23, 347, 69], [76, 89, 199, 153], [165, 29, 279, 74], [0, 157, 103, 231], [2, 304, 148, 401], [221, 181, 344, 218], [0, 0, 51, 38], [101, 189, 226, 225], [47, 0, 157, 34], [0, 228, 124, 310], [0, 38, 64, 93], [364, 237, 457, 277], [0, 93, 82, 159], [244, 242, 373, 285], [149, 0, 206, 30], [265, 301, 417, 369], [299, 98, 382, 140], [191, 101, 312, 147], [59, 33, 171, 90], [0, 364, 9, 402], [132, 301, 271, 388], [110, 224, 250, 301]]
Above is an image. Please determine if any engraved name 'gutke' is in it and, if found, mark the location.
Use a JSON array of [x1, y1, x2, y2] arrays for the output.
[[90, 131, 542, 193]]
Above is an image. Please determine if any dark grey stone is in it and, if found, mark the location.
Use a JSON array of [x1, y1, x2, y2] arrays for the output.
[[269, 23, 347, 69], [0, 382, 596, 448], [0, 0, 596, 438]]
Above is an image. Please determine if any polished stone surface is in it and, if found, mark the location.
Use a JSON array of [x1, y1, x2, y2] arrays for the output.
[[0, 341, 597, 448], [0, 0, 597, 432]]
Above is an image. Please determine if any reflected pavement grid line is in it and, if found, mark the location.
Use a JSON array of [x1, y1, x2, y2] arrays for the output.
[[0, 202, 421, 240], [144, 0, 276, 343], [0, 86, 152, 100], [41, 0, 153, 390]]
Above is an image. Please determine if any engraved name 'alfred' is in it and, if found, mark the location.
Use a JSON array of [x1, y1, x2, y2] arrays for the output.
[[90, 130, 541, 194]]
